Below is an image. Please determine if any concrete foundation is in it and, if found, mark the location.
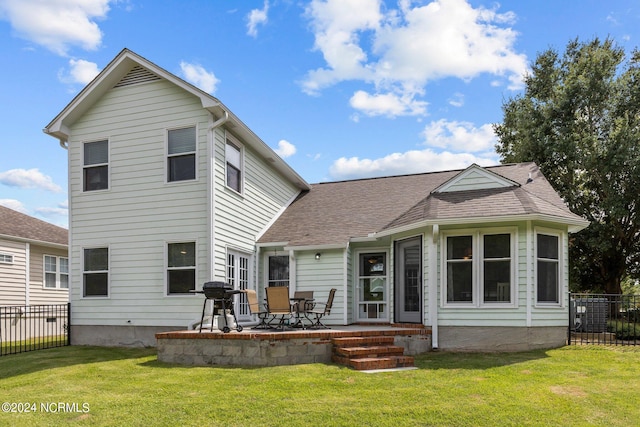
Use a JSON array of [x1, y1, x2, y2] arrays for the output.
[[70, 325, 181, 347], [437, 326, 567, 352]]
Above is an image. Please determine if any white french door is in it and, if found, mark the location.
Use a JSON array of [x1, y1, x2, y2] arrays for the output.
[[227, 250, 253, 322]]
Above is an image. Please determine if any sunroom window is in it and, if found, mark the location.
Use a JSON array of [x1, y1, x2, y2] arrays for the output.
[[537, 233, 560, 304], [443, 230, 514, 307]]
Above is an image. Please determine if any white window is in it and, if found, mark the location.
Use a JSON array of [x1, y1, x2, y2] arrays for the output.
[[267, 254, 289, 287], [443, 229, 516, 307], [357, 252, 388, 320], [225, 138, 243, 193], [83, 247, 108, 297], [536, 231, 561, 305], [167, 242, 196, 294], [168, 126, 197, 182], [44, 255, 69, 289], [83, 140, 108, 191], [0, 253, 13, 264]]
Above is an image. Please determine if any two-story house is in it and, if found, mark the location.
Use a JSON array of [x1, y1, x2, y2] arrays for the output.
[[44, 49, 588, 350]]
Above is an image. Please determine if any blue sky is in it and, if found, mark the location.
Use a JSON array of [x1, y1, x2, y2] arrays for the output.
[[1, 0, 639, 228]]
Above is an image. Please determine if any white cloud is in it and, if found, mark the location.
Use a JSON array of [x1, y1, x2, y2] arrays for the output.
[[274, 140, 297, 158], [247, 0, 269, 37], [349, 90, 427, 117], [180, 61, 220, 94], [422, 119, 496, 152], [303, 0, 528, 117], [58, 58, 101, 85], [0, 0, 111, 56], [448, 92, 464, 107], [0, 168, 63, 193], [329, 148, 497, 180], [0, 199, 28, 214]]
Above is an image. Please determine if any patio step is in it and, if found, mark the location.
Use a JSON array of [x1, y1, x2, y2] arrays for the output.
[[331, 336, 414, 371]]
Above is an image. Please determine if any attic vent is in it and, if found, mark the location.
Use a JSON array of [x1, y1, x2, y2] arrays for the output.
[[114, 65, 160, 88]]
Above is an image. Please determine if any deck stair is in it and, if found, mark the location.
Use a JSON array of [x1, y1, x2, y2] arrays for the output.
[[331, 336, 415, 370]]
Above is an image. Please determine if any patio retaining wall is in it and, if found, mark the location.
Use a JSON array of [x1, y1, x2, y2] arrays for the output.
[[156, 328, 431, 367]]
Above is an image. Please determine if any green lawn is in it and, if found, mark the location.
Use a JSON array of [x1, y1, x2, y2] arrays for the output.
[[1, 345, 639, 426]]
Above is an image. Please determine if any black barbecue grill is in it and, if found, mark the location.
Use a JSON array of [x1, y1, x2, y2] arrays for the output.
[[199, 281, 244, 333]]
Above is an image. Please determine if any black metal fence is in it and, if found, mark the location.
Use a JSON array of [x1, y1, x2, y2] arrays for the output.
[[0, 303, 70, 356], [569, 293, 639, 346]]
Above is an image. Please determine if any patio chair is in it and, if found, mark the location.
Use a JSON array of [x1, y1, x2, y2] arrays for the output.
[[306, 288, 336, 329], [265, 286, 293, 330], [244, 289, 272, 329]]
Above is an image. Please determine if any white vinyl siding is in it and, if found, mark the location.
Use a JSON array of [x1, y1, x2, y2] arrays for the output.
[[0, 240, 27, 305], [68, 79, 210, 324], [66, 78, 301, 327], [28, 245, 69, 305]]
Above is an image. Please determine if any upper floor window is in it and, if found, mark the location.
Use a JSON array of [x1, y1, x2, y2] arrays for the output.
[[443, 229, 515, 307], [225, 139, 243, 193], [0, 253, 13, 264], [167, 126, 196, 182], [83, 140, 108, 191], [167, 242, 196, 294], [536, 232, 560, 304], [83, 247, 108, 297], [44, 255, 69, 289]]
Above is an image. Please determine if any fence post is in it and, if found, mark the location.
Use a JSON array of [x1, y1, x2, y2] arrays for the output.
[[67, 302, 71, 346]]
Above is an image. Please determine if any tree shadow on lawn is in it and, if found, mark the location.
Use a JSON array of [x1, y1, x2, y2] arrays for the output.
[[0, 345, 157, 379]]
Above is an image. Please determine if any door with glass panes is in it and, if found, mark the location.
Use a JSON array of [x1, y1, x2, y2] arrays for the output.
[[395, 238, 422, 323], [227, 250, 252, 322]]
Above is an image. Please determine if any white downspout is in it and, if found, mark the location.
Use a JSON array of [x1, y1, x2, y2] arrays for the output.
[[428, 225, 439, 349], [25, 243, 30, 306], [343, 242, 349, 325], [207, 110, 229, 280]]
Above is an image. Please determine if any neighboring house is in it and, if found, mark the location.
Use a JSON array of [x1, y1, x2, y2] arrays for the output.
[[44, 49, 589, 350], [0, 206, 69, 306]]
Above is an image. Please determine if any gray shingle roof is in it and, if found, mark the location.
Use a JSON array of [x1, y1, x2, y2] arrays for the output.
[[258, 162, 587, 247], [0, 206, 68, 247]]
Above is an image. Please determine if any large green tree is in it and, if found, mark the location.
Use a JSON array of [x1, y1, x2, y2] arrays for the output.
[[494, 38, 640, 294]]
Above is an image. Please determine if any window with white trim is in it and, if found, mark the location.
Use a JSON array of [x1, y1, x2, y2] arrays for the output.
[[0, 253, 13, 264], [168, 126, 197, 182], [167, 242, 196, 294], [83, 140, 108, 191], [443, 229, 515, 306], [83, 247, 108, 297], [44, 255, 69, 289], [536, 232, 560, 304], [225, 139, 243, 193]]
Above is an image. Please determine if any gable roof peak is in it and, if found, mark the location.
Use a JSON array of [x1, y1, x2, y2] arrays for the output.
[[432, 163, 520, 194]]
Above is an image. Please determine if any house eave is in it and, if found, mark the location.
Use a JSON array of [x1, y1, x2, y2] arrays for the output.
[[0, 233, 68, 250], [370, 214, 589, 239]]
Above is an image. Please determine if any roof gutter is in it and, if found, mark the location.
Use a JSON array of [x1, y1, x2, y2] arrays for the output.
[[368, 213, 590, 240]]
